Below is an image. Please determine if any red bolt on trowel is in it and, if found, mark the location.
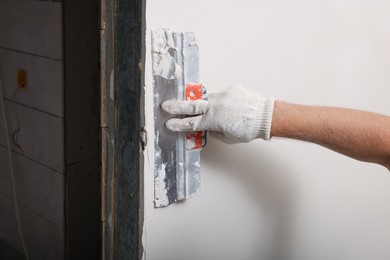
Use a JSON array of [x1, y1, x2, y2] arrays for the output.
[[185, 83, 207, 150]]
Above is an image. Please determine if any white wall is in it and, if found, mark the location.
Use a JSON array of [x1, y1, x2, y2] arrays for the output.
[[144, 1, 390, 259]]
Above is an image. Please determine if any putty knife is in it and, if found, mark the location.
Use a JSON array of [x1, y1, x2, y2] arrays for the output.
[[152, 29, 206, 208]]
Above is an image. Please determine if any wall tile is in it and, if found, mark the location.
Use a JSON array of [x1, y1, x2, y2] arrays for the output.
[[0, 100, 64, 172], [0, 239, 25, 260], [0, 49, 63, 117], [0, 147, 64, 227], [0, 194, 20, 253], [0, 0, 62, 59], [0, 193, 64, 260]]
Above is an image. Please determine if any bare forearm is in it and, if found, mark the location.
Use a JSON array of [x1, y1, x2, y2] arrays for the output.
[[271, 101, 390, 170]]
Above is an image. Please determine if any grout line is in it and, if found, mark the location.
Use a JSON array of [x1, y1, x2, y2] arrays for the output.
[[65, 157, 99, 167], [0, 191, 65, 230], [0, 144, 64, 175], [0, 46, 63, 62], [3, 98, 64, 119], [34, 0, 63, 2]]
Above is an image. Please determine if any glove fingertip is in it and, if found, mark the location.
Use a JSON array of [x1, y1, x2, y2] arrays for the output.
[[165, 118, 182, 132], [161, 100, 176, 114]]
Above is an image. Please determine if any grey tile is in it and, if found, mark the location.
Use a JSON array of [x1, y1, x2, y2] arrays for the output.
[[0, 194, 20, 252], [0, 147, 64, 227], [0, 49, 64, 117], [0, 239, 25, 260], [0, 100, 64, 172], [0, 0, 63, 59], [0, 193, 64, 260]]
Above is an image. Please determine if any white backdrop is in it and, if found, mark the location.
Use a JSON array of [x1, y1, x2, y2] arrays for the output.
[[143, 1, 390, 259]]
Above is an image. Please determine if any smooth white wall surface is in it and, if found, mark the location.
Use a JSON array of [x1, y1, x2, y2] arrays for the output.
[[144, 1, 390, 259]]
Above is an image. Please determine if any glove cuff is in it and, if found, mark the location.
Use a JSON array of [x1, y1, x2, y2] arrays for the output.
[[252, 97, 275, 140]]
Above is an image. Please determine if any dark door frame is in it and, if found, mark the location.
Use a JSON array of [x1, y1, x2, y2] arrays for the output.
[[100, 0, 144, 259]]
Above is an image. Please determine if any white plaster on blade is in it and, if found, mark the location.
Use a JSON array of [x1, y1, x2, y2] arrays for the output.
[[194, 161, 200, 168], [186, 136, 197, 150], [174, 63, 183, 79], [151, 29, 182, 80], [165, 29, 175, 48], [154, 163, 169, 207], [152, 52, 175, 79]]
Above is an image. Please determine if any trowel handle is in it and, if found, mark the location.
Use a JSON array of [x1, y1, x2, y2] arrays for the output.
[[185, 83, 207, 150]]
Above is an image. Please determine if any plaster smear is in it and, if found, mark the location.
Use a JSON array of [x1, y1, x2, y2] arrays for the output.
[[151, 29, 182, 80], [154, 163, 169, 207], [153, 130, 168, 207], [186, 136, 197, 150]]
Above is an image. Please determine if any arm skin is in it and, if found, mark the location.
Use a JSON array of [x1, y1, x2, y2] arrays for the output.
[[271, 101, 390, 171]]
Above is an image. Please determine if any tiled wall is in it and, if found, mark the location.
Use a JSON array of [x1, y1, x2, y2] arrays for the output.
[[0, 0, 65, 259]]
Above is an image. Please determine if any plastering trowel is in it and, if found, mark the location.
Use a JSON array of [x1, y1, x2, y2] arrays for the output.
[[152, 29, 206, 208]]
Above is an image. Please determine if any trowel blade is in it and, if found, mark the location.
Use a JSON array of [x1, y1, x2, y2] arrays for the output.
[[152, 29, 203, 208]]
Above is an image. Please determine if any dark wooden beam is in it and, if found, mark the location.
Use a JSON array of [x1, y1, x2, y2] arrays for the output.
[[113, 0, 144, 259]]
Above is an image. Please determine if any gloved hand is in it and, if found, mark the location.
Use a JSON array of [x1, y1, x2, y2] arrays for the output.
[[162, 85, 275, 143]]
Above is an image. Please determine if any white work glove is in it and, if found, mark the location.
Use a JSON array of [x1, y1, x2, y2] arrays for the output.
[[162, 85, 275, 143]]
